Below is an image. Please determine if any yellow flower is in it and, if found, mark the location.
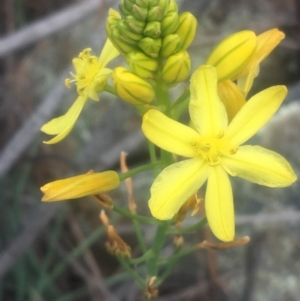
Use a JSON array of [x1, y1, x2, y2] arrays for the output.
[[41, 39, 119, 144], [41, 170, 120, 202], [142, 65, 297, 242]]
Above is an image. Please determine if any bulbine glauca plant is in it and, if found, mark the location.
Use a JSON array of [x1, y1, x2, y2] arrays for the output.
[[40, 0, 297, 299]]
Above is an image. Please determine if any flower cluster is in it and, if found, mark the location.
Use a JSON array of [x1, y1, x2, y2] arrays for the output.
[[40, 0, 297, 297]]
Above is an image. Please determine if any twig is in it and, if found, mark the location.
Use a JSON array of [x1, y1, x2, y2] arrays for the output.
[[0, 0, 112, 58]]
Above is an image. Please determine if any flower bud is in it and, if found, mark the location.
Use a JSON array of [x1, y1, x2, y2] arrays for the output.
[[106, 9, 121, 39], [126, 51, 158, 78], [143, 21, 161, 39], [119, 0, 132, 16], [160, 34, 181, 57], [161, 10, 179, 37], [147, 0, 169, 21], [168, 0, 178, 13], [132, 4, 148, 21], [136, 0, 148, 6], [174, 12, 197, 50], [118, 19, 143, 41], [112, 67, 155, 105], [138, 37, 162, 58], [125, 15, 146, 34], [206, 30, 257, 82], [111, 27, 139, 54], [162, 50, 191, 84]]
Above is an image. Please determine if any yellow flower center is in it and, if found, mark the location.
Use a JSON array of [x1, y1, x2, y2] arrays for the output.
[[65, 48, 101, 95], [193, 135, 237, 166]]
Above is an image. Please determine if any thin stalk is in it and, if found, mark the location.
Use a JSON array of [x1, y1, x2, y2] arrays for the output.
[[147, 221, 170, 277], [132, 219, 147, 254], [113, 205, 157, 224], [167, 217, 207, 234], [119, 162, 161, 181], [118, 257, 146, 289]]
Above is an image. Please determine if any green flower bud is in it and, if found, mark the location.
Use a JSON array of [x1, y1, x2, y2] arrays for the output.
[[119, 0, 132, 16], [106, 9, 121, 39], [161, 11, 180, 37], [143, 21, 161, 38], [135, 0, 149, 7], [127, 51, 158, 78], [138, 37, 162, 58], [125, 15, 145, 34], [111, 28, 139, 54], [112, 67, 155, 105], [168, 0, 178, 13], [147, 0, 169, 21], [118, 19, 144, 41], [132, 4, 148, 21], [160, 34, 181, 57], [149, 0, 159, 5], [162, 50, 191, 84], [174, 12, 197, 50], [123, 0, 134, 11]]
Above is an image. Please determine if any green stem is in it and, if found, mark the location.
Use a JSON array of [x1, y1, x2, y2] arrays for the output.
[[118, 257, 146, 289], [147, 141, 160, 178], [147, 221, 170, 277], [167, 217, 207, 234], [103, 84, 117, 96], [172, 88, 190, 109], [113, 205, 157, 224], [155, 83, 171, 115], [156, 245, 199, 286], [119, 162, 161, 181], [133, 219, 147, 254], [130, 250, 154, 265]]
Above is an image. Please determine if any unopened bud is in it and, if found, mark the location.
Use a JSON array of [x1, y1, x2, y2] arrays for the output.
[[112, 67, 155, 105], [161, 10, 179, 37], [111, 28, 139, 54], [206, 30, 257, 82], [118, 19, 144, 41], [147, 0, 169, 21], [138, 37, 162, 58], [119, 0, 132, 16], [160, 34, 181, 57], [106, 9, 121, 39], [162, 50, 191, 84], [125, 15, 146, 34], [174, 12, 197, 50], [143, 21, 161, 39], [132, 4, 148, 21], [126, 51, 158, 78], [168, 0, 178, 13]]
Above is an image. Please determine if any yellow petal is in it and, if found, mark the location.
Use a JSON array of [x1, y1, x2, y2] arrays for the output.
[[98, 38, 119, 68], [236, 64, 258, 96], [217, 80, 246, 122], [190, 65, 228, 137], [226, 86, 287, 146], [41, 95, 88, 144], [206, 31, 257, 82], [41, 171, 120, 202], [256, 28, 285, 64], [222, 145, 297, 187], [142, 109, 199, 157], [149, 158, 208, 220], [205, 165, 234, 242]]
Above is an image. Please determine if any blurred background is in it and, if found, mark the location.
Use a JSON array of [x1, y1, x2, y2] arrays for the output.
[[0, 0, 300, 300]]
